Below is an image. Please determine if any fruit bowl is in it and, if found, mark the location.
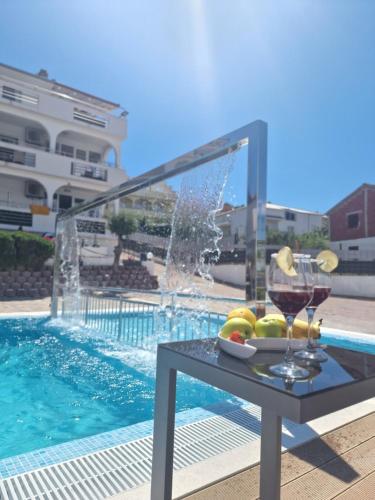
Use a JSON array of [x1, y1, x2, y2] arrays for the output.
[[246, 338, 308, 351], [218, 333, 257, 360]]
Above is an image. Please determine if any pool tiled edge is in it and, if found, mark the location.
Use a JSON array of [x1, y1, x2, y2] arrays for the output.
[[0, 400, 251, 479]]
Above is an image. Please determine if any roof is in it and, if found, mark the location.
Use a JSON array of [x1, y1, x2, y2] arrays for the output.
[[218, 203, 325, 217], [0, 62, 122, 111], [266, 202, 323, 215], [326, 183, 375, 214]]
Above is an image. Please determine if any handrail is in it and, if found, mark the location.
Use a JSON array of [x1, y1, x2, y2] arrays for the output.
[[81, 286, 246, 304]]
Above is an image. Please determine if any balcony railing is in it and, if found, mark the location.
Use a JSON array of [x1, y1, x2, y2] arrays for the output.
[[0, 197, 47, 210], [71, 161, 108, 181], [0, 77, 127, 137], [76, 219, 106, 234], [1, 85, 39, 107], [73, 108, 107, 128], [0, 136, 116, 169], [52, 207, 102, 219], [0, 146, 36, 167]]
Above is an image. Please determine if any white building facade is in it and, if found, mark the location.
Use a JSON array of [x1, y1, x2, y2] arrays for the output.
[[217, 203, 327, 248], [0, 63, 129, 238]]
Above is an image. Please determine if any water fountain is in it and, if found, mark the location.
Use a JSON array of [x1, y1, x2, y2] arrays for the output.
[[51, 121, 268, 342]]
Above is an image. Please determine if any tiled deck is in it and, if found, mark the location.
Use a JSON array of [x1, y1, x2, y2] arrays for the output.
[[184, 412, 375, 500]]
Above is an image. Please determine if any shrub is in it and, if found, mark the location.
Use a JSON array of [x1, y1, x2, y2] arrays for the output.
[[0, 231, 16, 270], [0, 231, 54, 271], [13, 231, 54, 270]]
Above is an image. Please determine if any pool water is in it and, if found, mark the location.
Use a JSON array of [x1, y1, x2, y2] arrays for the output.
[[0, 316, 238, 460], [0, 315, 374, 461]]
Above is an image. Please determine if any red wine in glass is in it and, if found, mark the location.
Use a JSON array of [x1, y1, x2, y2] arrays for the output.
[[267, 253, 314, 380], [308, 286, 331, 309], [268, 290, 312, 316], [295, 263, 332, 362]]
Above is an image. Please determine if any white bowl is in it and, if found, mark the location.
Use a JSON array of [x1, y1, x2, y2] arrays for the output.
[[218, 333, 257, 360], [246, 337, 308, 351]]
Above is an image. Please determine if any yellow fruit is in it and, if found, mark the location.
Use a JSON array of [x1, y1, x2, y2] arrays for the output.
[[293, 318, 320, 339], [262, 314, 320, 339], [316, 250, 339, 273], [276, 246, 297, 277], [227, 307, 256, 327]]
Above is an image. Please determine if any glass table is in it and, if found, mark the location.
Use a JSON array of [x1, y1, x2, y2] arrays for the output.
[[150, 338, 375, 500]]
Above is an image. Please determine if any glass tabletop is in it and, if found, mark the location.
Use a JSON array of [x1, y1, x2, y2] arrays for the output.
[[160, 338, 375, 398]]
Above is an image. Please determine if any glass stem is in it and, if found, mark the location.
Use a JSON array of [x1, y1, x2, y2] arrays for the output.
[[306, 307, 315, 350], [284, 315, 295, 365]]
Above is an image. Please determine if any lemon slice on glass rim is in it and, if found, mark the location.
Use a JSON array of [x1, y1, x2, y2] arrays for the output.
[[316, 250, 339, 272], [276, 246, 297, 277]]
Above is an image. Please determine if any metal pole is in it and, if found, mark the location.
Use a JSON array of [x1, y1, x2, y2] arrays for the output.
[[151, 349, 177, 500], [117, 298, 123, 341], [259, 408, 282, 500], [245, 120, 268, 316]]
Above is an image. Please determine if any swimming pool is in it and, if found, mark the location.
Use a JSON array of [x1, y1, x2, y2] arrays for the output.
[[0, 313, 374, 462], [0, 315, 238, 460]]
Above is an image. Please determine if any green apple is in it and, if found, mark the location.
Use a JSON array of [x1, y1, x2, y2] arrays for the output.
[[220, 318, 253, 340], [255, 317, 283, 338]]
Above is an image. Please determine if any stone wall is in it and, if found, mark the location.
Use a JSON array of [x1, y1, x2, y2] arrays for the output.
[[0, 262, 158, 300], [0, 268, 53, 299]]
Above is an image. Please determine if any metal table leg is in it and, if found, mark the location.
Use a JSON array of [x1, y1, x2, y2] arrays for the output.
[[259, 408, 282, 500], [151, 350, 177, 500]]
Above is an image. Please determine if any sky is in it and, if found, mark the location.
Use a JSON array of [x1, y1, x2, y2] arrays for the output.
[[1, 0, 374, 213]]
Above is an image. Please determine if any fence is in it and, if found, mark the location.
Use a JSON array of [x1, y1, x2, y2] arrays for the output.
[[60, 288, 229, 348]]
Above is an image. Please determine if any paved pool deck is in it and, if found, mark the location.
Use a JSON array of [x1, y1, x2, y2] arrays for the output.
[[1, 294, 374, 335], [183, 411, 375, 500]]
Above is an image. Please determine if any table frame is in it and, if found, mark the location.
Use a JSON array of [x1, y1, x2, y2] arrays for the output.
[[150, 344, 375, 500]]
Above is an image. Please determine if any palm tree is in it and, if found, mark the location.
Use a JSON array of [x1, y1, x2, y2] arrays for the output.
[[108, 211, 138, 269]]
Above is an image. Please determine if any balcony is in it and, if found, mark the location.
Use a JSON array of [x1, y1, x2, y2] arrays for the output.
[[0, 145, 36, 167], [0, 138, 127, 189], [0, 78, 127, 138], [52, 205, 102, 219], [71, 161, 108, 182], [1, 85, 39, 108]]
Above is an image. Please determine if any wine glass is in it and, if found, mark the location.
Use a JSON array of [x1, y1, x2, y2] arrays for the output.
[[295, 259, 331, 363], [268, 253, 314, 379]]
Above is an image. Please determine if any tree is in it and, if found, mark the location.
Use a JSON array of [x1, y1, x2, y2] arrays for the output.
[[108, 212, 138, 269]]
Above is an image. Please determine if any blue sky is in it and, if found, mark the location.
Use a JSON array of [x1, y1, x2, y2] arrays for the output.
[[1, 0, 374, 213]]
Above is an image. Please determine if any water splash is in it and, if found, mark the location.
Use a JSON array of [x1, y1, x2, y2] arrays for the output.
[[158, 154, 235, 337], [56, 217, 82, 324]]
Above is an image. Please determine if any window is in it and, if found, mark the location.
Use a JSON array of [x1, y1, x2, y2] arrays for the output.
[[348, 246, 359, 251], [61, 144, 74, 158], [285, 211, 296, 221], [347, 213, 359, 229], [76, 149, 86, 161], [89, 151, 101, 163], [25, 128, 45, 146]]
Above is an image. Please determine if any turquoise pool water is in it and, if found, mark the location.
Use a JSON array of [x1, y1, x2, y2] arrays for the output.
[[0, 316, 237, 460], [0, 314, 374, 461]]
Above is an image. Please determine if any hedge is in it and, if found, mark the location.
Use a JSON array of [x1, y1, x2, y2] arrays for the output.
[[0, 231, 16, 270], [0, 231, 54, 271]]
